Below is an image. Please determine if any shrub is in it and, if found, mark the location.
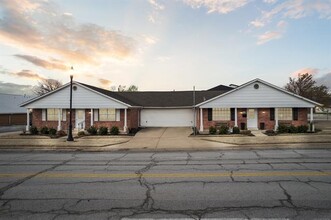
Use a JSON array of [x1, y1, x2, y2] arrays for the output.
[[277, 124, 289, 133], [219, 125, 229, 135], [87, 126, 97, 135], [288, 125, 298, 133], [57, 130, 66, 136], [209, 126, 217, 135], [78, 131, 85, 136], [110, 126, 119, 135], [49, 128, 57, 135], [240, 130, 252, 136], [297, 125, 308, 133], [232, 126, 240, 134], [265, 129, 276, 136], [98, 126, 108, 135], [29, 126, 38, 135], [40, 126, 49, 135]]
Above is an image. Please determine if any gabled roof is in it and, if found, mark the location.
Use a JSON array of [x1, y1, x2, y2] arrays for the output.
[[80, 83, 231, 107], [197, 78, 322, 107], [0, 93, 33, 114]]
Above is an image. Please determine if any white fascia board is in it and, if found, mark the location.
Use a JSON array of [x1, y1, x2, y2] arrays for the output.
[[142, 106, 193, 109], [196, 78, 322, 107]]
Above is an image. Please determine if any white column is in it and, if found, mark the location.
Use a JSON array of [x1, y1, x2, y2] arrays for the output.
[[234, 108, 238, 127], [199, 108, 204, 132], [26, 109, 30, 132], [90, 109, 94, 126], [274, 108, 278, 131], [57, 108, 61, 131], [124, 108, 127, 132], [310, 107, 315, 132]]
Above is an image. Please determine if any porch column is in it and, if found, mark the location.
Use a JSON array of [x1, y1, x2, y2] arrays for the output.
[[90, 109, 94, 126], [234, 108, 238, 127], [199, 108, 204, 132], [274, 108, 278, 131], [26, 109, 30, 132], [57, 108, 61, 131], [124, 108, 127, 132], [310, 107, 315, 132]]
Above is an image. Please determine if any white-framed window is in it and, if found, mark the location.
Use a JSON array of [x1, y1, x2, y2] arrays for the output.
[[46, 108, 59, 121], [278, 108, 292, 120], [212, 108, 230, 120], [99, 108, 116, 121]]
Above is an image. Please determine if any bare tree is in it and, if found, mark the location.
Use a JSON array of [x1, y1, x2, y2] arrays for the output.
[[126, 85, 138, 92], [285, 73, 331, 107], [33, 79, 62, 96], [113, 84, 138, 92]]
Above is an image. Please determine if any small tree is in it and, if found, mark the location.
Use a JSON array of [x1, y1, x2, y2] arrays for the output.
[[285, 73, 331, 107], [33, 79, 62, 96]]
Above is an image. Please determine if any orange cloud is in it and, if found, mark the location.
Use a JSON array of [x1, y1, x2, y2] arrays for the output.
[[291, 68, 319, 77], [14, 55, 70, 71], [0, 0, 136, 65], [0, 69, 45, 81]]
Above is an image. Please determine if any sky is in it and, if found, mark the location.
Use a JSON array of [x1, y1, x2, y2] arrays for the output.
[[0, 0, 331, 95]]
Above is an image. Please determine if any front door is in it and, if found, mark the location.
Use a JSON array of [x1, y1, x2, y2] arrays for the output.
[[247, 108, 258, 130], [75, 109, 85, 129]]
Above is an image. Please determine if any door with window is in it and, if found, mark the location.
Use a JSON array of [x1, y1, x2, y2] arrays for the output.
[[247, 108, 258, 130], [75, 109, 85, 129]]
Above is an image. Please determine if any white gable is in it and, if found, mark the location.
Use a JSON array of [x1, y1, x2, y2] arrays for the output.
[[200, 80, 317, 108], [23, 83, 128, 109]]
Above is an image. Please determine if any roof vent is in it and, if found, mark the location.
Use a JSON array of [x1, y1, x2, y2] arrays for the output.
[[229, 84, 239, 88]]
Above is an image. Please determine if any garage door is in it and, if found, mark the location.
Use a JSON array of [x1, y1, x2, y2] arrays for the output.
[[140, 109, 194, 127]]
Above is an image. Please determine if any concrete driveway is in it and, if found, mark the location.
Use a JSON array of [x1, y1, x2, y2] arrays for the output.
[[112, 127, 235, 150]]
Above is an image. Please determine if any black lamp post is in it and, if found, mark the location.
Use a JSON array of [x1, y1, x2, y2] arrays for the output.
[[67, 75, 74, 141]]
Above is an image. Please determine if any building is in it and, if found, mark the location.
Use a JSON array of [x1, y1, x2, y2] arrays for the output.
[[0, 93, 32, 126], [21, 78, 320, 133]]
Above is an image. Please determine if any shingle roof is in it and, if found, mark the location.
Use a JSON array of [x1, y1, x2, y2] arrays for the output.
[[79, 82, 233, 107]]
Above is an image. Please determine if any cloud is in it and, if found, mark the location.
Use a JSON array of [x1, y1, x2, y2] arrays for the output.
[[143, 35, 159, 45], [257, 31, 282, 45], [147, 0, 165, 23], [290, 67, 320, 77], [0, 81, 34, 95], [14, 54, 70, 71], [250, 19, 265, 28], [0, 68, 45, 80], [156, 56, 171, 62], [263, 0, 277, 4], [182, 0, 249, 14], [98, 78, 112, 86], [83, 73, 112, 87], [0, 0, 136, 65], [316, 72, 331, 89]]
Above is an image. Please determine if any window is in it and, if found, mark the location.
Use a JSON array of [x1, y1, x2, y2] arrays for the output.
[[270, 108, 275, 121], [99, 108, 116, 121], [212, 108, 230, 120], [292, 108, 298, 121], [278, 108, 292, 120], [47, 108, 59, 121]]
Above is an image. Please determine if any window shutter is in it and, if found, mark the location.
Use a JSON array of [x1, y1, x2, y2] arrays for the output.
[[116, 109, 120, 122], [42, 109, 46, 121], [94, 109, 99, 121], [208, 108, 212, 121], [293, 108, 298, 121], [270, 108, 275, 121], [230, 108, 235, 121]]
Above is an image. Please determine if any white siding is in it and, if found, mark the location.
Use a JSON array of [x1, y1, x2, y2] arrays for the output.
[[25, 84, 128, 109], [201, 82, 315, 108]]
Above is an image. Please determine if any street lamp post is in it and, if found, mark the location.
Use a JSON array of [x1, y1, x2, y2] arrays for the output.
[[67, 75, 74, 141]]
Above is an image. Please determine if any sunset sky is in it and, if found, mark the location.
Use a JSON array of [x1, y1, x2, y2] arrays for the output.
[[0, 0, 331, 95]]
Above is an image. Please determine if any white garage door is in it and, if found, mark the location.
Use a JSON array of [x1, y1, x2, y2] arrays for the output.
[[140, 109, 194, 127]]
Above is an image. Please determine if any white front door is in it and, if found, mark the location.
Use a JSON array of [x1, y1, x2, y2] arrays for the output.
[[247, 108, 258, 130], [75, 109, 85, 129]]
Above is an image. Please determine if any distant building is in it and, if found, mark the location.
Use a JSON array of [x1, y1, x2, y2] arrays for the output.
[[0, 93, 33, 126]]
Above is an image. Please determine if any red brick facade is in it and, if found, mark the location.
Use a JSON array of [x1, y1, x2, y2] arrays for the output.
[[32, 109, 72, 131], [198, 108, 309, 131]]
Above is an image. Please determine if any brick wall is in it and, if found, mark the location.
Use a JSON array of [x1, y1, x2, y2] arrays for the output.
[[127, 108, 140, 129], [258, 108, 275, 130], [31, 109, 72, 131], [279, 108, 308, 127]]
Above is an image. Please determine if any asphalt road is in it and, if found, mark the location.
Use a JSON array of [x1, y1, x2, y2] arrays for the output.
[[0, 148, 331, 219]]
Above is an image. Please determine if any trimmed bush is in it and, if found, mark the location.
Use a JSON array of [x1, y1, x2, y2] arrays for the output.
[[49, 128, 57, 135], [219, 125, 229, 135], [78, 131, 85, 136], [98, 126, 108, 135], [277, 124, 289, 133], [40, 126, 49, 135], [110, 126, 119, 135], [265, 129, 276, 135], [297, 125, 308, 133], [240, 130, 252, 136], [209, 126, 217, 135], [288, 125, 298, 133], [29, 126, 38, 135], [87, 126, 97, 135], [232, 126, 240, 134]]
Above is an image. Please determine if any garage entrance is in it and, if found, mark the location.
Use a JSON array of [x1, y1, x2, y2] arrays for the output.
[[140, 109, 194, 127]]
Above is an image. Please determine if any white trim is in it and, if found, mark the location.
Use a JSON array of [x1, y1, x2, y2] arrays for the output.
[[275, 108, 278, 131], [91, 108, 94, 126], [124, 109, 127, 132], [57, 108, 61, 131], [234, 108, 238, 127], [310, 107, 315, 132], [26, 109, 30, 132], [196, 78, 322, 107], [199, 108, 203, 132]]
